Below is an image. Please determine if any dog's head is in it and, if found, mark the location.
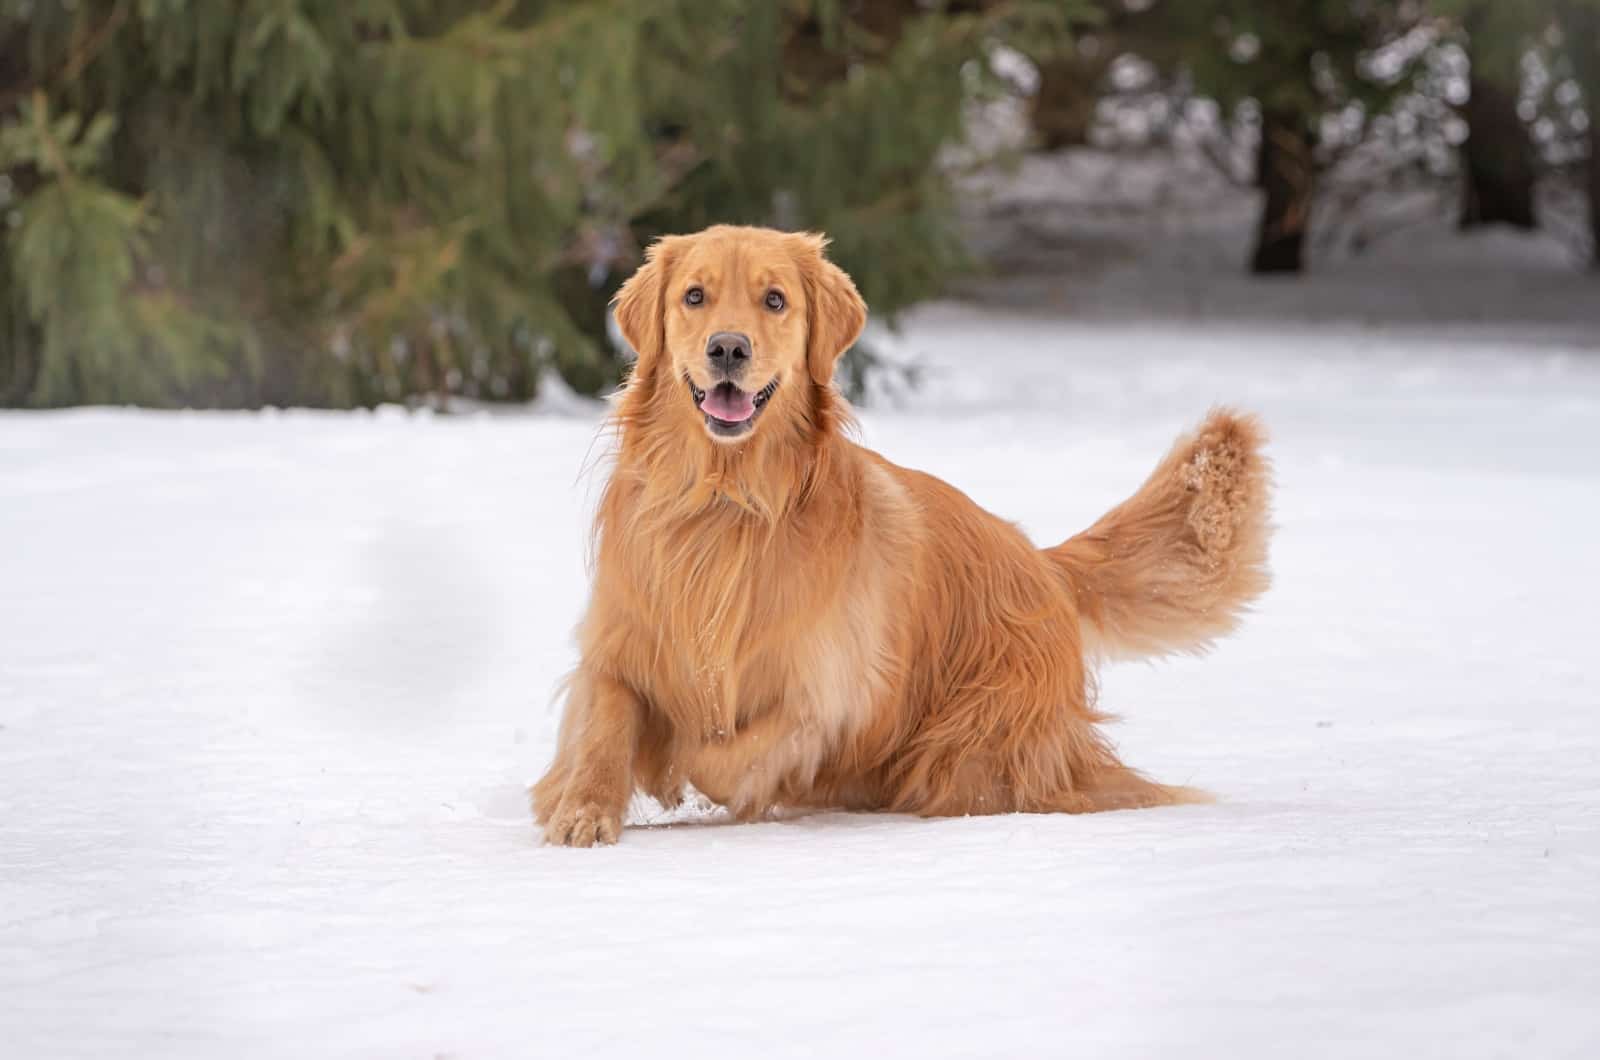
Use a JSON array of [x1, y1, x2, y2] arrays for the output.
[[611, 225, 867, 444]]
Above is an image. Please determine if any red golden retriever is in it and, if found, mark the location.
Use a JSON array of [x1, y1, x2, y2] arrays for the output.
[[533, 225, 1272, 846]]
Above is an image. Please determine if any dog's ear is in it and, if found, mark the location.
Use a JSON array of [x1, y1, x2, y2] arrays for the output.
[[794, 234, 867, 388], [612, 236, 683, 379]]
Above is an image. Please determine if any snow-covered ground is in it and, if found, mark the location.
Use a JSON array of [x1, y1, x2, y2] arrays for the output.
[[3, 302, 1599, 1057]]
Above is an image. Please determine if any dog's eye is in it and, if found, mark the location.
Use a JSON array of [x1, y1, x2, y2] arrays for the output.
[[684, 287, 704, 307], [765, 289, 785, 312]]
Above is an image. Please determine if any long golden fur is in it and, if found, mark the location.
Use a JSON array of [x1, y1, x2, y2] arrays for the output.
[[533, 225, 1272, 846]]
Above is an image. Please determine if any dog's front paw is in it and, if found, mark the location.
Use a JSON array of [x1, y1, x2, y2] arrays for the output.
[[543, 801, 622, 847]]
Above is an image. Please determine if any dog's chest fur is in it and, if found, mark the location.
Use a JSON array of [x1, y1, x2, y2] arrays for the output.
[[608, 457, 918, 788]]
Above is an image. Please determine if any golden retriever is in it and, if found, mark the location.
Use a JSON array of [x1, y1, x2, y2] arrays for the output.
[[533, 225, 1271, 846]]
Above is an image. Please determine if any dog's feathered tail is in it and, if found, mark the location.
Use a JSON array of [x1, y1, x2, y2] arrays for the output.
[[1047, 409, 1273, 662]]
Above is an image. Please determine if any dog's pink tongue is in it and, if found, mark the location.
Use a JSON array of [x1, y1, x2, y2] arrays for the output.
[[702, 384, 755, 423]]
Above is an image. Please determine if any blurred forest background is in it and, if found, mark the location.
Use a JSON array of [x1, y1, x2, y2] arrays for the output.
[[0, 0, 1595, 409]]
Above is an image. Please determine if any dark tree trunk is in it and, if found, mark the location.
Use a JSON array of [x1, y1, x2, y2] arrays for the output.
[[0, 211, 41, 406], [1, 23, 44, 405], [1588, 122, 1600, 271], [1030, 53, 1108, 150], [1565, 1, 1600, 270], [1251, 110, 1316, 274], [1459, 70, 1538, 229], [0, 328, 40, 407]]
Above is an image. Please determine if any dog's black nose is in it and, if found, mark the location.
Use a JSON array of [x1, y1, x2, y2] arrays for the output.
[[705, 332, 751, 369]]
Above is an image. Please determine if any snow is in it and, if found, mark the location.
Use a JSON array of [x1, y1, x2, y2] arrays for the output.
[[4, 303, 1600, 1057], [957, 147, 1598, 339]]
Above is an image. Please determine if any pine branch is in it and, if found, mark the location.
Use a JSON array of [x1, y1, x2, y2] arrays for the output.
[[0, 0, 128, 114]]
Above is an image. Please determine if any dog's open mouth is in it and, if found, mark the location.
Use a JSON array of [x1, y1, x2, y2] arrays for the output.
[[687, 376, 779, 439]]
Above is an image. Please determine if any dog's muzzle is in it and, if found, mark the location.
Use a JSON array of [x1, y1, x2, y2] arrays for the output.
[[687, 373, 779, 440]]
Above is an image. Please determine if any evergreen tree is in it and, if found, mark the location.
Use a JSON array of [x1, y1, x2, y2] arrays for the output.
[[1028, 0, 1178, 149], [1438, 0, 1599, 261], [0, 1, 1089, 408], [1158, 0, 1423, 274]]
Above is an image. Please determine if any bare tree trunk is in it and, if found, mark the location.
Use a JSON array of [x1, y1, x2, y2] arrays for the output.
[[1459, 64, 1537, 229], [0, 319, 40, 407], [1587, 122, 1600, 271], [1578, 33, 1600, 270], [0, 25, 35, 404], [0, 201, 40, 405], [1251, 109, 1316, 274], [1030, 52, 1108, 150], [1558, 2, 1600, 269]]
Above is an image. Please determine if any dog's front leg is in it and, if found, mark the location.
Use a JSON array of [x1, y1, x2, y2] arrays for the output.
[[530, 670, 641, 846]]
